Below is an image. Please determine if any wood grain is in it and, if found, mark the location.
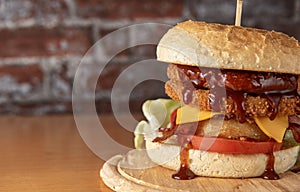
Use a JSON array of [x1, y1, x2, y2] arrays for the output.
[[1, 115, 299, 192], [101, 149, 300, 192], [0, 115, 133, 192]]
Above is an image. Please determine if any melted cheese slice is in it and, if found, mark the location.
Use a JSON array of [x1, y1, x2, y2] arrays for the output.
[[254, 116, 288, 143], [176, 105, 220, 124], [176, 105, 288, 143]]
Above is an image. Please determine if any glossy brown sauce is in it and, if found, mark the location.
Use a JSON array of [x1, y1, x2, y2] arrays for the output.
[[153, 112, 300, 180], [182, 82, 194, 105], [176, 64, 299, 122], [153, 109, 197, 180], [153, 65, 300, 180], [153, 109, 178, 143], [172, 137, 196, 180], [176, 64, 298, 93], [153, 113, 300, 180], [261, 153, 280, 180], [227, 91, 247, 123], [263, 93, 282, 120]]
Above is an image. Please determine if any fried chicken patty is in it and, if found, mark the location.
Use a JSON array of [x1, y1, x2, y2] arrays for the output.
[[176, 117, 269, 141], [166, 64, 300, 119]]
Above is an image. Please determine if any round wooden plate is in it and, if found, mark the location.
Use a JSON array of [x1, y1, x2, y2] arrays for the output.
[[100, 150, 300, 192]]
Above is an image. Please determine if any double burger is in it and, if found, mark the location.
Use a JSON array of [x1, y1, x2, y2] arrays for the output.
[[134, 20, 300, 180]]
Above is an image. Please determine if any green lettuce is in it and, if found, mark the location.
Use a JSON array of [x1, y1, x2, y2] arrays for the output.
[[283, 130, 300, 147]]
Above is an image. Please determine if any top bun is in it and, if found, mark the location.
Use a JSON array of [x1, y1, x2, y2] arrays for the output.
[[157, 20, 300, 74]]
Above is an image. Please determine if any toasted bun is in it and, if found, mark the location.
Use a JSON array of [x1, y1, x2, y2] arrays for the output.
[[157, 20, 300, 74], [146, 140, 299, 178]]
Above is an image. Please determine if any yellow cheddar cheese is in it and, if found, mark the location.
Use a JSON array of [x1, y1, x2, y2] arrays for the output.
[[176, 105, 288, 143], [176, 105, 220, 124], [254, 116, 288, 143]]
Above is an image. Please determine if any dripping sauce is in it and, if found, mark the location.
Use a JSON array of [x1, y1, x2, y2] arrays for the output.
[[153, 110, 300, 180], [153, 112, 300, 180], [172, 137, 196, 180], [153, 108, 197, 180], [176, 64, 299, 122], [153, 65, 299, 180], [261, 152, 280, 180]]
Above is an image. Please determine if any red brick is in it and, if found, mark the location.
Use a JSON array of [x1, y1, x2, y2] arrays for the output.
[[0, 64, 44, 95], [0, 0, 34, 22], [95, 62, 166, 113], [96, 62, 131, 90], [0, 64, 43, 84], [0, 27, 93, 58], [130, 45, 156, 60], [76, 0, 184, 19], [33, 0, 69, 23], [83, 59, 166, 92], [98, 24, 169, 59], [99, 28, 130, 57], [49, 63, 73, 99], [94, 81, 167, 114], [0, 0, 69, 23]]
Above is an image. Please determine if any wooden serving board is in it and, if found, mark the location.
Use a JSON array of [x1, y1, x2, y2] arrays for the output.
[[100, 150, 300, 192]]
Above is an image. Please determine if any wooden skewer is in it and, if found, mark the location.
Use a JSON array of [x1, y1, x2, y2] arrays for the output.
[[235, 0, 243, 26]]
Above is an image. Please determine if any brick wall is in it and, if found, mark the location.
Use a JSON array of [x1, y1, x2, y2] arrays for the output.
[[0, 0, 299, 115]]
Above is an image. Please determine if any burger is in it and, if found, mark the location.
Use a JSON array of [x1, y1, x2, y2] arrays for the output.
[[134, 20, 300, 180]]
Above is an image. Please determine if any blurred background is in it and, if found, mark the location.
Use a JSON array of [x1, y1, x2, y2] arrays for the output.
[[0, 0, 299, 115]]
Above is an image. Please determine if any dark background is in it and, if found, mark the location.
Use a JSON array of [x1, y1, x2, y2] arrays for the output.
[[0, 0, 299, 115]]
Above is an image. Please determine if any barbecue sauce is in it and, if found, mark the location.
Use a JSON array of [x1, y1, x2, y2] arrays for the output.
[[182, 82, 194, 104], [227, 91, 247, 123], [153, 109, 197, 180], [153, 65, 300, 180], [172, 138, 196, 180], [263, 94, 282, 120], [176, 64, 299, 122], [153, 109, 178, 143], [153, 112, 300, 180], [261, 152, 280, 180]]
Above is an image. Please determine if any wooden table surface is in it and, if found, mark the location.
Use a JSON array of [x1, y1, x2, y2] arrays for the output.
[[1, 115, 299, 192], [0, 115, 133, 192]]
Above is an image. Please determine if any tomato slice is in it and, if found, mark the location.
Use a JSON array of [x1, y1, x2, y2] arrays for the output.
[[180, 135, 283, 154]]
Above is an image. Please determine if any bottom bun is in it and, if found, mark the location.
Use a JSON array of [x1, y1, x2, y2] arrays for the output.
[[146, 140, 299, 178]]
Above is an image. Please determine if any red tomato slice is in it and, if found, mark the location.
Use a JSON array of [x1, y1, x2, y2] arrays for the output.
[[180, 135, 283, 154]]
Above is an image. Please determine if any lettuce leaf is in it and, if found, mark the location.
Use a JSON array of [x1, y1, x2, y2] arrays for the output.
[[134, 99, 180, 149], [283, 130, 300, 147]]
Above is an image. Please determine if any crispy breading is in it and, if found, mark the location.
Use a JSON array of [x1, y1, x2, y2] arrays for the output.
[[177, 117, 269, 141], [165, 80, 300, 118]]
